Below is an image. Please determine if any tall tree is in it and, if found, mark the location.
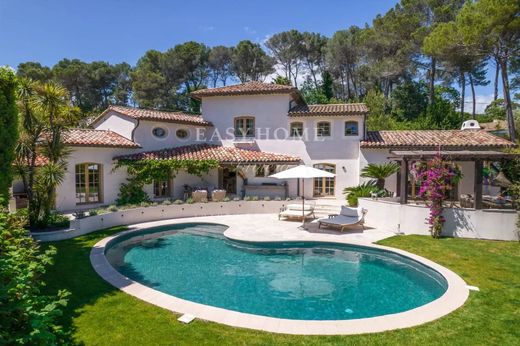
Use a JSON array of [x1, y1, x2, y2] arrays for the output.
[[208, 46, 234, 87], [0, 67, 19, 206], [16, 62, 53, 82], [326, 27, 363, 100], [403, 0, 465, 105], [301, 32, 328, 89], [457, 0, 520, 141], [163, 41, 210, 93], [112, 62, 133, 106], [131, 50, 170, 109], [231, 40, 275, 82], [265, 30, 304, 87], [52, 58, 90, 110], [423, 21, 482, 119]]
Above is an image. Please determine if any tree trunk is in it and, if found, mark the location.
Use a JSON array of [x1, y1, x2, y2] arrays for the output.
[[349, 66, 358, 98], [460, 71, 465, 120], [429, 57, 436, 105], [469, 74, 476, 118], [345, 69, 351, 100], [498, 55, 516, 142], [493, 57, 500, 101]]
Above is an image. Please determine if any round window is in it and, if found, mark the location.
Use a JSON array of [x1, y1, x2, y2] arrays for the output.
[[152, 127, 167, 138], [176, 129, 188, 139]]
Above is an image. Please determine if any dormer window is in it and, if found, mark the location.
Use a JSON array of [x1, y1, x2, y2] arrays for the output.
[[176, 129, 188, 139], [152, 127, 168, 138], [344, 121, 359, 136], [234, 116, 255, 137], [317, 121, 331, 137]]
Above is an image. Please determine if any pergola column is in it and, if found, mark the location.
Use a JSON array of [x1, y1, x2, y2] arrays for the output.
[[474, 159, 483, 210], [399, 159, 408, 204]]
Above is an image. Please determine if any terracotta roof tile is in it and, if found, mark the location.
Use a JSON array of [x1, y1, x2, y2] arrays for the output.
[[115, 143, 301, 164], [288, 103, 368, 116], [361, 130, 515, 149], [98, 106, 212, 126], [191, 81, 298, 99], [62, 129, 140, 148]]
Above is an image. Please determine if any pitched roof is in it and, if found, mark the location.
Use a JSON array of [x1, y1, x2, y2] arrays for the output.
[[95, 105, 212, 126], [115, 143, 301, 164], [190, 81, 298, 99], [288, 103, 368, 116], [62, 129, 140, 148], [361, 130, 515, 149]]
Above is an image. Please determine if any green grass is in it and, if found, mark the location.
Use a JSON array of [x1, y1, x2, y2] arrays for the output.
[[42, 229, 520, 345]]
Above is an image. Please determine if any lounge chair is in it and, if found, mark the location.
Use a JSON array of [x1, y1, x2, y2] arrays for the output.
[[279, 203, 316, 221], [318, 206, 367, 232]]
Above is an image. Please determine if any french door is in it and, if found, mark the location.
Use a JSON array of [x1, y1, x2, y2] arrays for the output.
[[313, 163, 335, 196]]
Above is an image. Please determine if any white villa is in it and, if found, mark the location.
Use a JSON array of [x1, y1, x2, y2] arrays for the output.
[[11, 82, 516, 215]]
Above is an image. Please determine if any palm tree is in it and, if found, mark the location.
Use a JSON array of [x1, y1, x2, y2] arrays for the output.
[[360, 162, 400, 190], [16, 80, 75, 227], [343, 181, 379, 207]]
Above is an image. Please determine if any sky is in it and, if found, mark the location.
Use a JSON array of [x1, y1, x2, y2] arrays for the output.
[[0, 0, 496, 112]]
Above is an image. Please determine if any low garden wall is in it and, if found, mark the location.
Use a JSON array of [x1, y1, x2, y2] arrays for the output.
[[359, 198, 519, 241], [32, 200, 287, 242]]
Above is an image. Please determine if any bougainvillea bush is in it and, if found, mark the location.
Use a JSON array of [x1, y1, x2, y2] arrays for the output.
[[411, 153, 462, 238]]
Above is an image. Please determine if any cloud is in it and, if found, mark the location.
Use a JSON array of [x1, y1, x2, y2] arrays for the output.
[[198, 25, 215, 32], [462, 93, 494, 114], [243, 26, 257, 35]]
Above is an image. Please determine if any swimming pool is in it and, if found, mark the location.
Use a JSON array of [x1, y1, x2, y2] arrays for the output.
[[105, 222, 448, 321]]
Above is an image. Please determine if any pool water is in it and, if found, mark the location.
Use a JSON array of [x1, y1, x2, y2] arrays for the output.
[[106, 223, 447, 320]]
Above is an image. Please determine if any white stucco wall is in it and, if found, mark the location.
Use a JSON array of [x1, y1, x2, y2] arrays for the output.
[[55, 147, 134, 212], [133, 120, 204, 151], [359, 198, 519, 241], [201, 94, 365, 199], [92, 111, 137, 140]]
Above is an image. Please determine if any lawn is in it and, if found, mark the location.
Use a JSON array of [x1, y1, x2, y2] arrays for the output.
[[42, 228, 520, 345]]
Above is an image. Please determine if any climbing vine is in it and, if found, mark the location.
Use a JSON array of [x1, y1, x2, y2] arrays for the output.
[[411, 153, 462, 238], [115, 159, 220, 205]]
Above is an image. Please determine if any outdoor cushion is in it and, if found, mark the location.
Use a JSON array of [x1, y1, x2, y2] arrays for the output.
[[286, 204, 314, 211], [340, 206, 359, 217], [318, 215, 360, 226]]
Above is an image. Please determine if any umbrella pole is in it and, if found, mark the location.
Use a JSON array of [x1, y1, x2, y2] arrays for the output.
[[302, 178, 305, 228]]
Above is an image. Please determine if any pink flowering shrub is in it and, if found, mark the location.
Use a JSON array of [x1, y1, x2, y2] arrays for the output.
[[411, 153, 462, 238]]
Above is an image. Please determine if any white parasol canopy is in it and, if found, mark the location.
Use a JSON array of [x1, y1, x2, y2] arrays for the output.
[[269, 165, 336, 227]]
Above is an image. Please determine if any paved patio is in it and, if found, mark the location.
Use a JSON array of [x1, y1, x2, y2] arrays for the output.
[[130, 213, 396, 245]]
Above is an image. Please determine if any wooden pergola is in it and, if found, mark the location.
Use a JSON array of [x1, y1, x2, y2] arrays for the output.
[[389, 150, 519, 210]]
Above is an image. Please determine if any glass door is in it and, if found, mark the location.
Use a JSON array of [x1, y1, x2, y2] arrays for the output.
[[313, 164, 335, 196]]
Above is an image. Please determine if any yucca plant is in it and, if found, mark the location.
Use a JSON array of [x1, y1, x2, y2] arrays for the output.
[[343, 181, 380, 207], [360, 162, 400, 190]]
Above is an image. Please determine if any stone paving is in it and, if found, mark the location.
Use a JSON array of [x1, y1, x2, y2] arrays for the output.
[[91, 213, 469, 335]]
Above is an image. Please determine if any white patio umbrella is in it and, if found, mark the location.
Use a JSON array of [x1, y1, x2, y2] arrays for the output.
[[269, 165, 336, 227]]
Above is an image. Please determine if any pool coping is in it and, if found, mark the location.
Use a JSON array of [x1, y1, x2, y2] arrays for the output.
[[90, 215, 470, 335]]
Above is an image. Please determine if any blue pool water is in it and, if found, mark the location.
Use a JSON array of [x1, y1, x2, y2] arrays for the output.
[[106, 223, 447, 320]]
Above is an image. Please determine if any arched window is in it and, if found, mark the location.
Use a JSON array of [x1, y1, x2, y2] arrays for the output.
[[290, 122, 304, 137], [344, 121, 359, 136], [234, 116, 255, 137], [75, 163, 103, 204], [316, 121, 331, 137]]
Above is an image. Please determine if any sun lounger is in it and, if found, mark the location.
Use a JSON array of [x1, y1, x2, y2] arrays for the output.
[[279, 203, 316, 221], [318, 206, 367, 232]]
